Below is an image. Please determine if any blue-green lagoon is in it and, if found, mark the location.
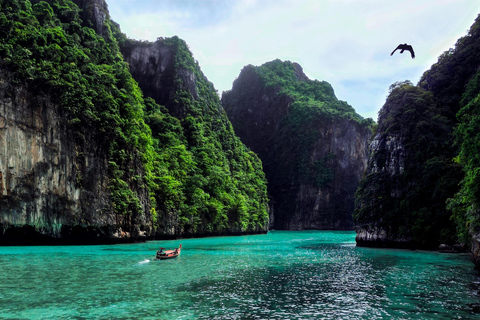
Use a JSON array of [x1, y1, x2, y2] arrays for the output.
[[1, 231, 479, 319]]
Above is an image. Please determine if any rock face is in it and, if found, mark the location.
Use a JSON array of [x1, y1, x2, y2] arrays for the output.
[[120, 37, 269, 237], [354, 132, 412, 248], [353, 82, 463, 249], [1, 0, 270, 244], [222, 60, 372, 230], [121, 39, 198, 118], [0, 69, 150, 244], [354, 120, 410, 248], [72, 0, 110, 37]]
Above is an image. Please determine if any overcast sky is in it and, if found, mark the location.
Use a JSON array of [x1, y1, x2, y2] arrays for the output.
[[108, 0, 480, 120]]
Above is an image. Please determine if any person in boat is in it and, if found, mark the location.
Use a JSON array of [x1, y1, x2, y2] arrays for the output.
[[156, 248, 165, 259]]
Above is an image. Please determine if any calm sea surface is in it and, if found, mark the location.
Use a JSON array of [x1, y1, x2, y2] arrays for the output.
[[1, 231, 479, 319]]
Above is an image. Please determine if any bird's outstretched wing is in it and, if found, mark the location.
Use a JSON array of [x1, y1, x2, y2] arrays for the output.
[[405, 45, 415, 59], [390, 45, 401, 56]]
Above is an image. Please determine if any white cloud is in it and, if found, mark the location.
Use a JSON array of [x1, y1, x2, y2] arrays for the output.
[[107, 0, 480, 120]]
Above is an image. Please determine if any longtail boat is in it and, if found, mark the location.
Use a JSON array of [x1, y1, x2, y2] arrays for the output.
[[155, 244, 181, 260]]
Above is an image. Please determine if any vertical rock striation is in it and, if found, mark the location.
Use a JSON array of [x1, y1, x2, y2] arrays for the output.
[[0, 69, 150, 244], [0, 0, 151, 244]]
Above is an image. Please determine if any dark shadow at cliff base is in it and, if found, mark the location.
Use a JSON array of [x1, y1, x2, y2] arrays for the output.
[[356, 240, 469, 253], [152, 230, 268, 241], [0, 223, 268, 246], [271, 227, 355, 233], [0, 223, 148, 246]]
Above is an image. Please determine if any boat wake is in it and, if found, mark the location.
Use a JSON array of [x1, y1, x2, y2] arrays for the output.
[[138, 259, 150, 265]]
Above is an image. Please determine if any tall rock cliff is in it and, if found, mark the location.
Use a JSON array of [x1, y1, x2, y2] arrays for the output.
[[0, 0, 269, 244], [354, 13, 480, 265], [0, 69, 151, 244], [116, 35, 269, 237], [354, 81, 462, 249], [0, 0, 151, 244], [222, 60, 373, 230]]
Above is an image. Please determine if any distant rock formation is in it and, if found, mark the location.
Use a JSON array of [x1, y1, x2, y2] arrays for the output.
[[223, 60, 373, 230]]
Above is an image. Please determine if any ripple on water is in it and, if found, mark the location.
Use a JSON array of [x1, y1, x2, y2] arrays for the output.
[[0, 231, 479, 319]]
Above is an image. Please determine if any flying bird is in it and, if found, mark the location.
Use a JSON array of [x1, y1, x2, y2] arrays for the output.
[[390, 43, 415, 59]]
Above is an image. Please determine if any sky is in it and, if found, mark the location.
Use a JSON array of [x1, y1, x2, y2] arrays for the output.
[[107, 0, 480, 120]]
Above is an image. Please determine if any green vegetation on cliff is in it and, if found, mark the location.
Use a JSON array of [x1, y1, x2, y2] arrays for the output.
[[131, 36, 269, 234], [0, 0, 268, 235], [223, 59, 373, 230], [354, 14, 480, 248], [354, 81, 462, 247], [443, 17, 480, 243], [254, 60, 373, 193], [257, 60, 373, 126]]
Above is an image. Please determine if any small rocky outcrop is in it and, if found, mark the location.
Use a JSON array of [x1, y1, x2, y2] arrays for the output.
[[472, 232, 480, 270]]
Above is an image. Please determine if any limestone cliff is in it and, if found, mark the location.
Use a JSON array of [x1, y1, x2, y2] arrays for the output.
[[354, 82, 462, 249], [0, 0, 154, 244], [0, 68, 151, 244], [0, 0, 269, 244], [222, 60, 373, 230], [118, 37, 269, 237], [354, 14, 480, 261], [354, 131, 412, 248]]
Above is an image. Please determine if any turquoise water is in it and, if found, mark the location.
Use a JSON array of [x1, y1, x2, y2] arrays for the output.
[[0, 231, 479, 319]]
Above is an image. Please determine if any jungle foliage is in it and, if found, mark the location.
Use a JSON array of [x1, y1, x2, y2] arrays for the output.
[[0, 0, 268, 234], [256, 59, 374, 127]]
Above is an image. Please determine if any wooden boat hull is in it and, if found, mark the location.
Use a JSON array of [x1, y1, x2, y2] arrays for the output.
[[155, 253, 180, 260], [155, 244, 181, 260]]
